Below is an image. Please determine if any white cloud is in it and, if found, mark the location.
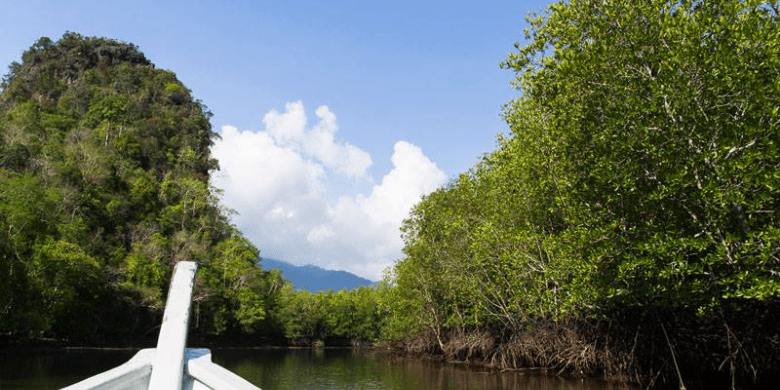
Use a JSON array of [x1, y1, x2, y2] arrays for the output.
[[307, 225, 335, 243], [263, 101, 372, 178], [212, 125, 324, 212], [263, 101, 307, 147], [211, 102, 446, 281], [324, 141, 448, 278]]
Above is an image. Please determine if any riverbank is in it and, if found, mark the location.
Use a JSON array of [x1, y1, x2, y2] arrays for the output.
[[0, 332, 377, 351], [389, 301, 780, 390]]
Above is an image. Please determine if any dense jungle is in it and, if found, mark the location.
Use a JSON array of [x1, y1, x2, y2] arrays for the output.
[[1, 1, 779, 389]]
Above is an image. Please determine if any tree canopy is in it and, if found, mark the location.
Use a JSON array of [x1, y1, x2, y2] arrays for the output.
[[378, 2, 780, 385], [502, 0, 780, 310], [0, 32, 270, 342], [384, 0, 780, 350]]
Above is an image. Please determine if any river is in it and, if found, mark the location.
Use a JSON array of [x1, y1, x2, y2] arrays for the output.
[[0, 347, 633, 389]]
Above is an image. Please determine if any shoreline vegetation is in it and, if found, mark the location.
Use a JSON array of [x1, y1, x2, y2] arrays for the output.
[[2, 1, 779, 389], [378, 1, 780, 389], [387, 301, 780, 388]]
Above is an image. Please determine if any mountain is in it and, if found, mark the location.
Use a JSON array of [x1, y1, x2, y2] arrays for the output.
[[0, 33, 267, 341], [262, 258, 374, 292]]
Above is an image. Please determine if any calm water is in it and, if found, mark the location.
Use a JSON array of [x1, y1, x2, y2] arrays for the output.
[[0, 347, 633, 390]]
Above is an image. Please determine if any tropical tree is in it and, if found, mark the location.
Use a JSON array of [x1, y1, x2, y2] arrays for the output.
[[0, 32, 272, 342], [501, 0, 780, 310]]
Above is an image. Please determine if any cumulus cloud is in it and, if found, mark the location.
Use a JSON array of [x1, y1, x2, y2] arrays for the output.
[[211, 102, 447, 281], [262, 102, 372, 178], [322, 141, 448, 278]]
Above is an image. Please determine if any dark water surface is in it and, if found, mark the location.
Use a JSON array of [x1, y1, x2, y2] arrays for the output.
[[0, 347, 633, 390]]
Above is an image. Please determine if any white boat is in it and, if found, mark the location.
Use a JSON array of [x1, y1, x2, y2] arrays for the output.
[[61, 261, 262, 390]]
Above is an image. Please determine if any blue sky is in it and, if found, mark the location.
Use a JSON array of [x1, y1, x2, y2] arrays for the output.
[[2, 0, 551, 280]]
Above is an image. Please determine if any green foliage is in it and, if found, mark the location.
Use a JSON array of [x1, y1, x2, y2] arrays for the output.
[[0, 33, 269, 342], [268, 285, 384, 343], [384, 0, 780, 342], [199, 236, 266, 333], [502, 0, 780, 309], [31, 238, 101, 334]]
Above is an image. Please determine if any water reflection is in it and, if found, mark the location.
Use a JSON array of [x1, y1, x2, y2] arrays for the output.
[[0, 349, 137, 390], [211, 348, 633, 390], [0, 347, 634, 390]]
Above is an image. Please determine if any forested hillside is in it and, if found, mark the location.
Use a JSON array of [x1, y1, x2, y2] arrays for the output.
[[262, 258, 374, 292], [0, 33, 279, 343], [0, 34, 388, 347], [382, 1, 780, 388]]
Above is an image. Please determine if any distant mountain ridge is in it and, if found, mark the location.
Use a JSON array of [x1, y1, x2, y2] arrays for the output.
[[262, 258, 374, 292]]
